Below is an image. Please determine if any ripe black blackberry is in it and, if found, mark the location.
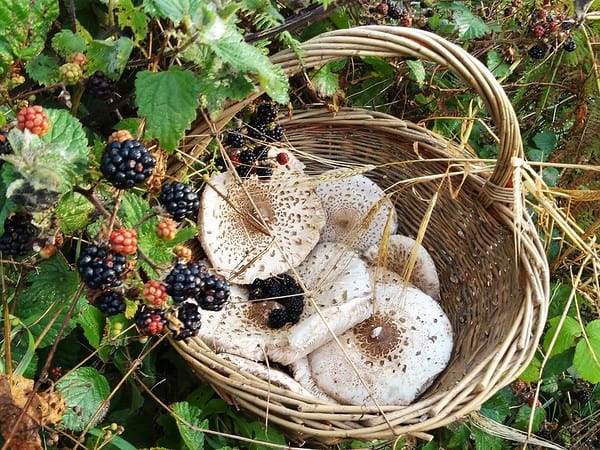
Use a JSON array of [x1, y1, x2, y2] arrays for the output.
[[253, 145, 269, 161], [226, 130, 245, 148], [256, 165, 273, 179], [561, 20, 574, 30], [96, 291, 126, 315], [268, 308, 289, 329], [159, 182, 200, 222], [572, 389, 592, 403], [165, 261, 208, 302], [528, 45, 546, 59], [87, 71, 115, 100], [100, 139, 156, 189], [0, 213, 37, 256], [174, 301, 202, 340], [236, 149, 257, 178], [387, 2, 404, 19], [135, 306, 167, 336], [248, 274, 304, 325], [77, 245, 127, 290], [280, 295, 304, 324], [198, 274, 230, 311], [246, 119, 267, 140], [564, 40, 577, 52], [266, 124, 284, 142], [254, 103, 278, 123], [0, 129, 12, 170]]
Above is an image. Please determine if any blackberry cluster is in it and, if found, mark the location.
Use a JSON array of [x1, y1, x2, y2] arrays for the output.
[[173, 301, 202, 340], [135, 306, 167, 336], [248, 274, 304, 327], [387, 2, 404, 20], [100, 139, 156, 189], [247, 119, 268, 140], [564, 40, 577, 52], [159, 182, 200, 221], [199, 274, 230, 311], [87, 71, 115, 100], [0, 213, 37, 256], [572, 389, 592, 403], [165, 261, 208, 302], [96, 291, 126, 315], [226, 130, 245, 148], [77, 245, 127, 290], [236, 149, 257, 178], [528, 45, 546, 59], [0, 129, 12, 170]]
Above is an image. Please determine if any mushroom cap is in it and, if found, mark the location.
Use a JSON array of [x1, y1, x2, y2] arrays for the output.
[[290, 357, 337, 402], [315, 172, 398, 252], [363, 234, 441, 301], [267, 146, 305, 173], [198, 169, 325, 284], [307, 282, 453, 406]]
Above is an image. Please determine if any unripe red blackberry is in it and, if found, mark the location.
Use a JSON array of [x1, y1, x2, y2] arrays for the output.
[[109, 228, 138, 255], [67, 52, 87, 68], [100, 139, 156, 189], [143, 280, 168, 307], [108, 130, 134, 144], [16, 105, 50, 136], [157, 218, 178, 240], [135, 306, 167, 336]]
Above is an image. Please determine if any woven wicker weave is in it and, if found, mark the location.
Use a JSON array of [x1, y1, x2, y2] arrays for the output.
[[170, 26, 550, 445]]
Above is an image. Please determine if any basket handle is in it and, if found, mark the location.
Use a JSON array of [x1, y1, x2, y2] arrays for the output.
[[269, 25, 523, 205]]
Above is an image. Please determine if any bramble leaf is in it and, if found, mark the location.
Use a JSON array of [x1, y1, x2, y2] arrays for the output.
[[312, 64, 340, 97], [77, 304, 105, 348], [55, 192, 96, 234], [406, 60, 426, 87], [115, 0, 148, 42], [25, 54, 61, 86], [513, 405, 546, 433], [454, 8, 490, 40], [51, 29, 86, 57], [543, 316, 582, 357], [172, 402, 207, 450], [87, 37, 134, 80], [197, 71, 255, 119], [135, 67, 202, 151], [143, 0, 201, 26], [573, 320, 600, 383]]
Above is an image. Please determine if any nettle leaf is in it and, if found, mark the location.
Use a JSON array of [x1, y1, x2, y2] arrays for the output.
[[406, 59, 426, 87], [87, 36, 134, 80], [172, 402, 207, 450], [143, 0, 201, 25], [543, 316, 582, 357], [135, 67, 202, 151], [51, 29, 86, 57], [0, 0, 59, 60], [116, 0, 148, 42], [311, 64, 340, 97], [25, 53, 60, 86], [15, 255, 85, 348], [454, 8, 490, 40], [573, 320, 600, 383], [55, 191, 96, 234], [56, 367, 111, 432]]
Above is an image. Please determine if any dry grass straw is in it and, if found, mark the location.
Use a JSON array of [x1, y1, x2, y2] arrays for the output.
[[169, 26, 554, 445]]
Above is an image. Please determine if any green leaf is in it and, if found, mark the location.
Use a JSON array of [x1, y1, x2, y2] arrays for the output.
[[362, 56, 394, 77], [454, 8, 490, 40], [406, 59, 426, 87], [532, 130, 557, 153], [543, 316, 582, 357], [447, 424, 471, 449], [15, 256, 84, 348], [51, 29, 86, 57], [0, 0, 59, 60], [542, 167, 560, 187], [172, 402, 207, 450], [25, 53, 60, 86], [143, 0, 201, 25], [486, 50, 511, 79], [519, 355, 541, 382], [42, 108, 89, 173], [480, 391, 511, 422], [135, 67, 202, 151], [311, 64, 340, 97], [55, 191, 96, 234], [513, 405, 546, 433], [573, 320, 600, 383], [76, 304, 105, 348], [87, 428, 138, 450], [56, 367, 111, 432], [119, 191, 153, 228], [87, 37, 134, 80], [115, 0, 148, 42], [197, 71, 256, 119], [472, 427, 504, 450], [542, 348, 575, 378]]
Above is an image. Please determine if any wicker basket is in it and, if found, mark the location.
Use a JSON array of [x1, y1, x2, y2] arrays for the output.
[[170, 26, 550, 445]]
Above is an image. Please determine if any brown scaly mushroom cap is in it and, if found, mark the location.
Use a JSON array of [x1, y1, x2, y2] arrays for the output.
[[197, 242, 373, 365], [307, 282, 453, 406], [315, 171, 398, 252], [363, 234, 441, 301], [198, 169, 325, 284]]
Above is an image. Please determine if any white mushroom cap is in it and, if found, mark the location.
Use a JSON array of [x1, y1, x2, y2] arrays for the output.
[[363, 234, 441, 301], [290, 357, 337, 402], [307, 282, 453, 406], [199, 169, 325, 284], [267, 146, 305, 173], [315, 171, 398, 252]]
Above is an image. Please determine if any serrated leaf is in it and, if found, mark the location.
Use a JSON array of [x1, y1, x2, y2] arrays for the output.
[[454, 9, 490, 40], [116, 0, 148, 42], [472, 427, 504, 450], [480, 391, 511, 423], [0, 0, 59, 60], [543, 316, 582, 357], [76, 304, 104, 348], [143, 0, 201, 25], [542, 348, 574, 378], [172, 402, 206, 450], [573, 320, 600, 383], [519, 355, 541, 382], [362, 56, 393, 76], [119, 191, 153, 227], [15, 256, 85, 347], [56, 367, 110, 432], [55, 191, 96, 234], [486, 50, 511, 79], [447, 424, 471, 449], [406, 59, 426, 87], [42, 108, 89, 173], [513, 405, 546, 433], [87, 36, 134, 80], [135, 67, 202, 151], [51, 29, 86, 56], [312, 64, 339, 97], [25, 53, 60, 86], [197, 71, 256, 119]]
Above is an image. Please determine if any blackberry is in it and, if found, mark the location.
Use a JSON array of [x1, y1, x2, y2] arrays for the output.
[[96, 291, 126, 315], [174, 301, 202, 340], [564, 40, 577, 52], [87, 71, 115, 100], [236, 149, 257, 178], [198, 274, 230, 311], [159, 182, 200, 222], [77, 245, 127, 290], [254, 103, 278, 123], [572, 389, 592, 403], [248, 278, 265, 299], [528, 45, 546, 59], [256, 166, 273, 179], [0, 129, 12, 169], [100, 139, 156, 189], [247, 119, 267, 140], [165, 261, 208, 302], [268, 308, 289, 329], [387, 3, 404, 19], [135, 306, 167, 336], [266, 124, 284, 142], [253, 145, 269, 161], [561, 21, 574, 30], [0, 213, 37, 256], [226, 130, 245, 148], [247, 274, 304, 325], [280, 295, 304, 324]]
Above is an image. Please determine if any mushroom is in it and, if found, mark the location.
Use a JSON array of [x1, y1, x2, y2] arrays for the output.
[[196, 242, 373, 365], [315, 171, 398, 252], [363, 234, 441, 301], [198, 169, 325, 284], [289, 357, 337, 402], [306, 282, 453, 406]]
